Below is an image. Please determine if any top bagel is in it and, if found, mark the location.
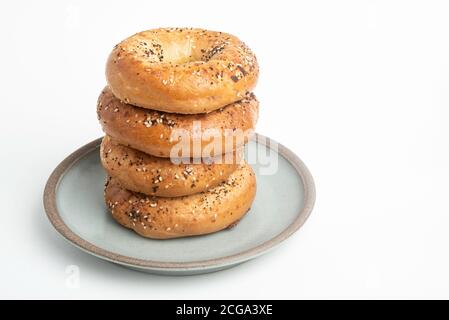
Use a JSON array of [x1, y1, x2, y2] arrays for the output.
[[106, 28, 259, 114]]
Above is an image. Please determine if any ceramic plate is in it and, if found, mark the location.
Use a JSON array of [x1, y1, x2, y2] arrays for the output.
[[43, 134, 315, 275]]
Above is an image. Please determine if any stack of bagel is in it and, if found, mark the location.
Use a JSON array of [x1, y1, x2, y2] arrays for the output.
[[97, 28, 259, 239]]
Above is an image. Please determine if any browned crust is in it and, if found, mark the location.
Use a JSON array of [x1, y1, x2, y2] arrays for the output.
[[106, 28, 259, 114], [104, 163, 257, 239], [97, 86, 258, 158], [100, 135, 243, 197]]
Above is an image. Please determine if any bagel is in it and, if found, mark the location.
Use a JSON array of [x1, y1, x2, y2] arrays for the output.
[[100, 135, 243, 197], [97, 86, 258, 158], [104, 163, 256, 239], [106, 28, 259, 114]]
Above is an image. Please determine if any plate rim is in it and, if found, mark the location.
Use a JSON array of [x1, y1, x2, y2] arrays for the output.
[[43, 134, 316, 271]]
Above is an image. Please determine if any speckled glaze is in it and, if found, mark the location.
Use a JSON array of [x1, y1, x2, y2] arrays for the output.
[[43, 134, 315, 275]]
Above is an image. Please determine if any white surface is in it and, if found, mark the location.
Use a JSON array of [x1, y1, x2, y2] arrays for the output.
[[1, 0, 449, 299]]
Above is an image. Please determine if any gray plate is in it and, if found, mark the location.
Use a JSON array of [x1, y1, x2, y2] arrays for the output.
[[43, 134, 315, 275]]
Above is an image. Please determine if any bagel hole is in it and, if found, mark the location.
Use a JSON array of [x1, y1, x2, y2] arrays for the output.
[[161, 41, 200, 64]]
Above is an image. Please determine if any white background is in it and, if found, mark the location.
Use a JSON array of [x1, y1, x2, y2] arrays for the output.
[[1, 0, 448, 299]]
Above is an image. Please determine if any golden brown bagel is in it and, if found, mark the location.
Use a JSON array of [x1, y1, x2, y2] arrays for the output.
[[97, 86, 258, 158], [100, 135, 243, 197], [106, 28, 259, 114], [104, 163, 256, 239]]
